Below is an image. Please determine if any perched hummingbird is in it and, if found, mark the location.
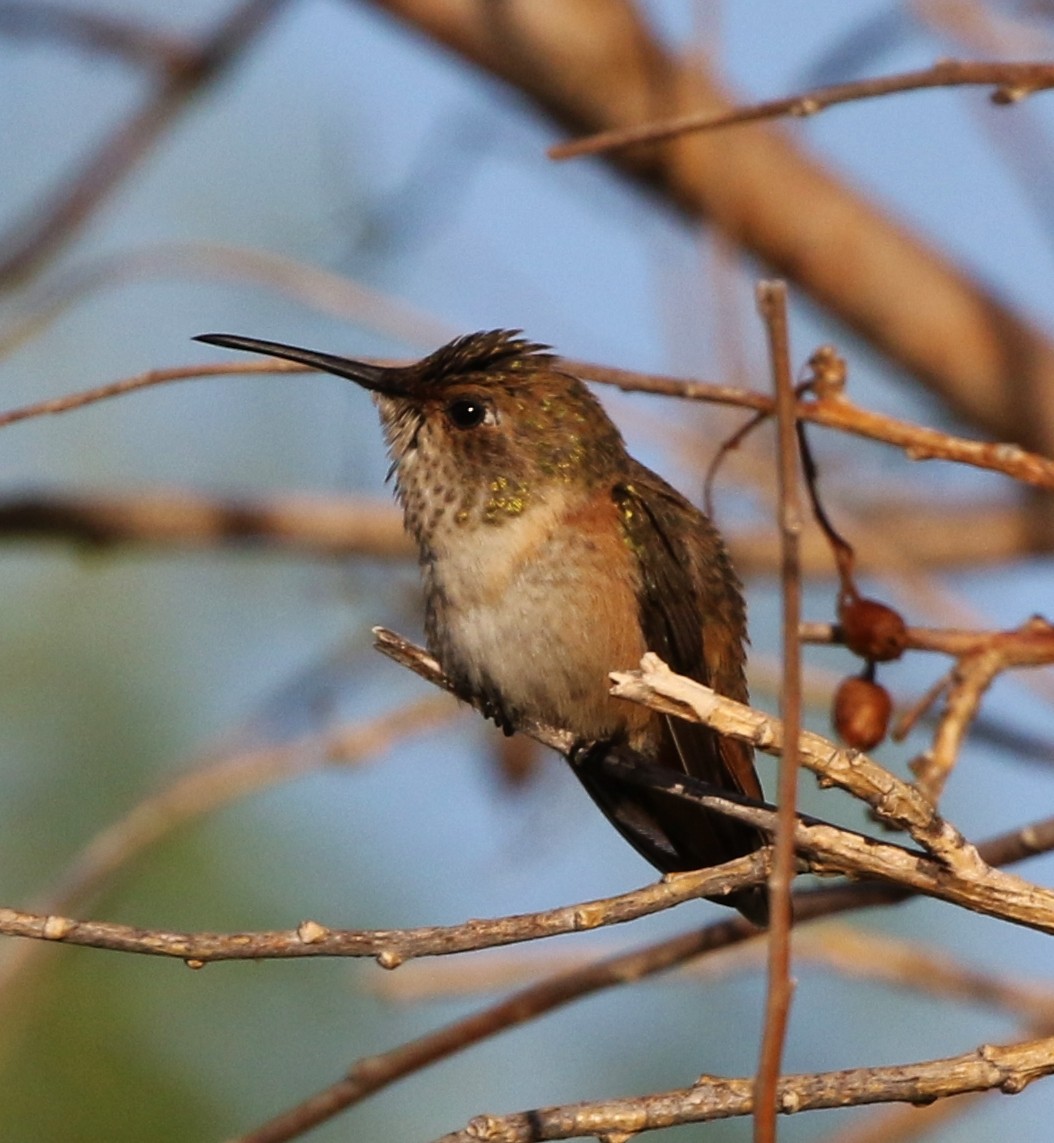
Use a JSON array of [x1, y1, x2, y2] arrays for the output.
[[196, 329, 769, 923]]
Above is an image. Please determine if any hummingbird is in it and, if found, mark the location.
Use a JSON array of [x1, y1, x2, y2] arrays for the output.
[[195, 329, 769, 923]]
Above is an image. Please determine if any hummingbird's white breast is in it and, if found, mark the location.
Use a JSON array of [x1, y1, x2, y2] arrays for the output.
[[422, 488, 649, 745]]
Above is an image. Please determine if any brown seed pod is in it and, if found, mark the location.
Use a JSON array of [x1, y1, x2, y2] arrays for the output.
[[833, 675, 893, 751], [838, 596, 908, 662]]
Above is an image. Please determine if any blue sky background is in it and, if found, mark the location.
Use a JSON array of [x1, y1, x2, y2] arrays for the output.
[[1, 2, 1053, 1140]]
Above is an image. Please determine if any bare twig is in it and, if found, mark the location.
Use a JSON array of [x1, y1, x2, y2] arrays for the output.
[[801, 616, 1054, 796], [801, 617, 1054, 664], [572, 361, 1054, 489], [0, 360, 304, 428], [5, 713, 1050, 964], [431, 1034, 1054, 1141], [371, 919, 1054, 1021], [0, 695, 458, 1011], [597, 755, 1054, 934], [3, 351, 1051, 491], [549, 59, 1054, 159], [228, 917, 767, 1143], [611, 655, 982, 869], [909, 618, 1054, 802], [230, 817, 1054, 1143], [373, 628, 575, 753], [755, 279, 800, 1142], [0, 851, 772, 965], [8, 0, 1054, 451], [795, 390, 1054, 490], [371, 628, 1054, 929], [368, 0, 1054, 455]]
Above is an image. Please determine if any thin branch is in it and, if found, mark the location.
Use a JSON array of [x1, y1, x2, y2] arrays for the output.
[[565, 359, 770, 412], [572, 360, 1054, 490], [6, 752, 1051, 963], [369, 0, 1054, 455], [8, 0, 1054, 452], [0, 695, 458, 1011], [611, 655, 982, 869], [373, 627, 574, 752], [796, 389, 1054, 490], [0, 360, 304, 428], [230, 817, 1054, 1143], [229, 918, 765, 1143], [0, 850, 772, 965], [910, 634, 1042, 803], [802, 615, 1054, 797], [3, 352, 1052, 491], [370, 918, 1054, 1020], [801, 616, 1054, 665], [549, 59, 1054, 159], [430, 1034, 1054, 1142], [755, 279, 800, 1142], [597, 756, 1054, 935], [371, 629, 1054, 930]]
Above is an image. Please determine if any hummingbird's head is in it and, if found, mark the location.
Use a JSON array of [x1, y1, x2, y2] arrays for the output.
[[195, 329, 627, 531]]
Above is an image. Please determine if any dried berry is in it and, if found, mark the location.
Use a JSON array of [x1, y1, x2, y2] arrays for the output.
[[833, 675, 893, 751], [838, 596, 907, 662]]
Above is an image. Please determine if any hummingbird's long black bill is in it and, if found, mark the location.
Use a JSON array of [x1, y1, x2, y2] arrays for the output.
[[194, 333, 401, 393]]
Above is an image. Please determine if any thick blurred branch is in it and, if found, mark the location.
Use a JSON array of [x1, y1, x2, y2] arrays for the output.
[[0, 489, 412, 559], [366, 0, 1054, 456], [0, 0, 195, 68], [733, 499, 1051, 575], [0, 488, 1046, 573]]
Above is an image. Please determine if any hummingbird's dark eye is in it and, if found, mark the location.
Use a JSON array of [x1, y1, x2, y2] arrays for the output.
[[446, 396, 492, 429]]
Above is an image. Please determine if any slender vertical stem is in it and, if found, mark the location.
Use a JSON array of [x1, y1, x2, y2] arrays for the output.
[[753, 280, 802, 1142]]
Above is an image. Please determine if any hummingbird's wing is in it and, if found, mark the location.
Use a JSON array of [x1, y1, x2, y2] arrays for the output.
[[603, 469, 768, 921], [613, 469, 759, 789]]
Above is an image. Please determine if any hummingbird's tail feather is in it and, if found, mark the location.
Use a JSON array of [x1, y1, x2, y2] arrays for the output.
[[570, 739, 770, 927], [722, 885, 770, 928]]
